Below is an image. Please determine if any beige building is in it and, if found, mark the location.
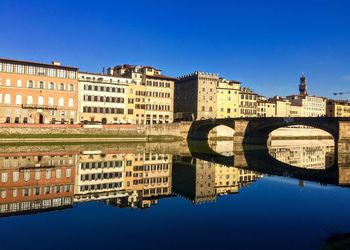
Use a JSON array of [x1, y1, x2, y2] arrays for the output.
[[257, 99, 276, 117], [269, 96, 291, 117], [286, 75, 326, 117], [78, 72, 130, 124], [239, 87, 258, 117], [326, 100, 350, 117], [107, 65, 175, 124], [216, 78, 241, 118], [175, 72, 219, 120]]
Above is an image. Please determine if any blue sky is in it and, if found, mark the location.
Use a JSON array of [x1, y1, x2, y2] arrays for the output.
[[0, 0, 349, 98]]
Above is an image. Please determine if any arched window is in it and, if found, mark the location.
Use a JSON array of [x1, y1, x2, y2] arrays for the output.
[[100, 96, 104, 102], [39, 81, 44, 89], [48, 97, 54, 106], [17, 80, 22, 87], [49, 82, 55, 90], [100, 87, 105, 92], [26, 95, 33, 105], [94, 96, 98, 101], [5, 79, 11, 86], [111, 108, 115, 114], [15, 95, 22, 105], [106, 97, 110, 102], [111, 97, 116, 102], [38, 96, 44, 105], [100, 107, 104, 113], [88, 96, 92, 101], [94, 107, 98, 113], [68, 98, 74, 107], [59, 83, 65, 91], [94, 86, 98, 91], [4, 94, 11, 104], [58, 97, 64, 107], [106, 87, 110, 92], [112, 88, 115, 92], [87, 107, 92, 113], [88, 85, 92, 90]]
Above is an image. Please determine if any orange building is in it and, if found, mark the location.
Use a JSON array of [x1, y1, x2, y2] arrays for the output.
[[0, 152, 76, 216], [0, 58, 79, 124]]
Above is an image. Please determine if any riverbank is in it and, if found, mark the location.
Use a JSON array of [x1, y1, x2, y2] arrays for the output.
[[0, 122, 191, 143]]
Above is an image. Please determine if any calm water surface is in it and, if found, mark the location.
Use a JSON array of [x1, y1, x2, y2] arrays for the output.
[[0, 139, 349, 250]]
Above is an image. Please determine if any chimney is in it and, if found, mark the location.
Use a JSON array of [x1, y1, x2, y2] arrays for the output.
[[52, 61, 61, 66]]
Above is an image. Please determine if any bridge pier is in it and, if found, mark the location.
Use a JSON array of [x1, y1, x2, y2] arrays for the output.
[[337, 121, 350, 186], [233, 120, 249, 144]]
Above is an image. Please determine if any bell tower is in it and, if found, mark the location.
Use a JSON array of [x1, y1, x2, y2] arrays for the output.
[[299, 73, 307, 96]]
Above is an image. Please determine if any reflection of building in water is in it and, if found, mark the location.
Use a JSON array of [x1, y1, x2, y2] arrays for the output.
[[215, 165, 262, 194], [0, 153, 76, 216], [269, 144, 335, 169], [74, 151, 172, 209], [74, 151, 131, 203], [173, 157, 216, 204], [173, 157, 262, 204]]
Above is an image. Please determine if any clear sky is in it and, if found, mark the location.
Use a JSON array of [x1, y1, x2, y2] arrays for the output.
[[1, 0, 349, 98]]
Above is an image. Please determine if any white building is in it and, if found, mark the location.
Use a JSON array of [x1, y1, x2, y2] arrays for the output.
[[78, 72, 130, 124]]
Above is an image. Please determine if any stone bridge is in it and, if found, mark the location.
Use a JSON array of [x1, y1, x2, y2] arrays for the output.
[[187, 117, 350, 144]]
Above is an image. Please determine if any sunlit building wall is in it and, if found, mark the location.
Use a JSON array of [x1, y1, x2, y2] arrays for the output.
[[0, 58, 79, 124]]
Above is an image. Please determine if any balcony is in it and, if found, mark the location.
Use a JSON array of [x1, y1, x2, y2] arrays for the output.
[[22, 104, 58, 110]]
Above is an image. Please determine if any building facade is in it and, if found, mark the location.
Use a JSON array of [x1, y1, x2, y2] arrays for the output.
[[175, 72, 219, 120], [216, 79, 241, 118], [0, 58, 79, 124], [326, 100, 350, 117], [78, 72, 129, 124], [239, 87, 258, 117], [108, 65, 175, 124]]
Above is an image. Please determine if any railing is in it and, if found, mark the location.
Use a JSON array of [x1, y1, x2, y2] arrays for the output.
[[22, 104, 58, 110]]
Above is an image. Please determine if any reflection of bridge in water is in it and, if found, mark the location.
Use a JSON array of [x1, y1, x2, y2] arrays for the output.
[[187, 139, 350, 187], [186, 117, 350, 186]]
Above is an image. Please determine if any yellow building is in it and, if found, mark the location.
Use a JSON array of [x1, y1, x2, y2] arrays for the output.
[[257, 99, 276, 117], [290, 105, 302, 117], [216, 79, 241, 118], [326, 100, 350, 117], [108, 65, 175, 124]]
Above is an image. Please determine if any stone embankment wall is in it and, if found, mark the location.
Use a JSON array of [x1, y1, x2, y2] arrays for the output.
[[144, 122, 192, 138], [0, 122, 193, 138]]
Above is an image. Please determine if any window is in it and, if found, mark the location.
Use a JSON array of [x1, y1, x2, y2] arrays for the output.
[[27, 95, 33, 105], [12, 171, 19, 182], [1, 173, 8, 183], [35, 169, 41, 180], [39, 81, 44, 89], [58, 97, 64, 107], [69, 84, 74, 91], [17, 79, 22, 87], [24, 170, 30, 182], [59, 83, 65, 91], [45, 169, 51, 179], [38, 96, 44, 106], [49, 82, 54, 90], [48, 96, 54, 106], [28, 66, 35, 75], [5, 79, 10, 86], [27, 80, 34, 88], [66, 168, 71, 178], [15, 95, 22, 105], [68, 98, 74, 107], [4, 94, 11, 104], [56, 169, 62, 179]]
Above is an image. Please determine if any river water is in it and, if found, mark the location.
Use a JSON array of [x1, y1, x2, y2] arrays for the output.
[[0, 138, 349, 250]]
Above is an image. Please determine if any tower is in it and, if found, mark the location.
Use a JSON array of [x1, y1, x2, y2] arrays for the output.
[[299, 73, 307, 96]]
